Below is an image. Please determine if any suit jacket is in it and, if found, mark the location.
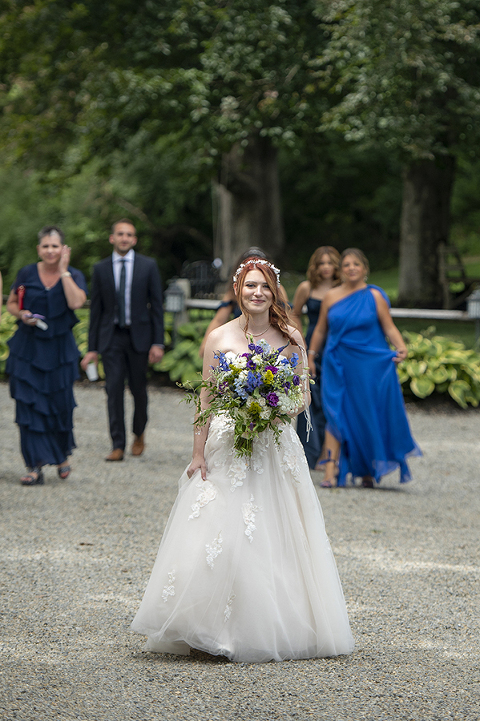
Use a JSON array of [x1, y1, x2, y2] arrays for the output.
[[88, 253, 164, 355]]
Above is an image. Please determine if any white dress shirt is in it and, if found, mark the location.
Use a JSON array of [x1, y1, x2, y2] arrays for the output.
[[112, 249, 135, 326]]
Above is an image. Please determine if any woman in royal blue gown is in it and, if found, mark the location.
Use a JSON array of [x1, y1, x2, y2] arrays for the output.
[[6, 226, 87, 485], [292, 246, 340, 470], [308, 248, 421, 488]]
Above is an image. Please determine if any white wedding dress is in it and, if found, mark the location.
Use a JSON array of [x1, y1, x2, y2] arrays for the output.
[[131, 414, 354, 663]]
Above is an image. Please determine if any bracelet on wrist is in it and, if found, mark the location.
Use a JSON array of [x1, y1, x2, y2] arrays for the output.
[[61, 271, 72, 278], [307, 350, 317, 356]]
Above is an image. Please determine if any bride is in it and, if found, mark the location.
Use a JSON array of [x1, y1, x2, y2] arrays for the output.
[[131, 257, 354, 663]]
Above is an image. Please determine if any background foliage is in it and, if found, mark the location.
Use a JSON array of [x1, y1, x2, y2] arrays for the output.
[[0, 1, 479, 291]]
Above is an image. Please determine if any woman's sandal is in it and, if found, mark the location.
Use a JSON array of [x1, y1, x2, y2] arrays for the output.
[[320, 478, 335, 488], [318, 456, 338, 488], [361, 476, 375, 488], [20, 467, 44, 486], [57, 464, 71, 480]]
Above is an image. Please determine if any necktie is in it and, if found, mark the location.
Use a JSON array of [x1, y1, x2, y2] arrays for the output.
[[118, 259, 126, 328]]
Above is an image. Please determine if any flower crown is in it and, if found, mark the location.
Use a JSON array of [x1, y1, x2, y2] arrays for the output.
[[233, 258, 281, 287]]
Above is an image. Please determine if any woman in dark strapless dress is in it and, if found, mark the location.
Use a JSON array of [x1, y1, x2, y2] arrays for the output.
[[292, 247, 340, 470]]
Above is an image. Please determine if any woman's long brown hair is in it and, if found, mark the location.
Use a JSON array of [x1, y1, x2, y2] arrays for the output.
[[307, 246, 341, 288]]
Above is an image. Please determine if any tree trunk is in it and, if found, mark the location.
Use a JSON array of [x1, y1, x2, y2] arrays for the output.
[[212, 135, 284, 280], [398, 156, 456, 307]]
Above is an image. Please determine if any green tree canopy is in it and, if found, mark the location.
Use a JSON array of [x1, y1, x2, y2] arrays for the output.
[[0, 1, 326, 168], [314, 0, 480, 159]]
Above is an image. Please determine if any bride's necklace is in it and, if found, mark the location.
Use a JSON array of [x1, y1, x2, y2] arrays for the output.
[[242, 324, 271, 338]]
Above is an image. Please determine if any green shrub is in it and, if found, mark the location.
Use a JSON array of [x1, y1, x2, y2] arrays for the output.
[[399, 327, 480, 408], [154, 319, 210, 387], [0, 309, 17, 375]]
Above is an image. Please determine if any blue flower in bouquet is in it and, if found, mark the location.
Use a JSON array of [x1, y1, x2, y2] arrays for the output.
[[257, 339, 271, 352], [290, 353, 299, 368], [214, 352, 230, 372], [246, 370, 262, 393], [233, 377, 248, 400]]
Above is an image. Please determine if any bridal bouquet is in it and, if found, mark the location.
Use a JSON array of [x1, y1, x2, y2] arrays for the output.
[[191, 339, 308, 458]]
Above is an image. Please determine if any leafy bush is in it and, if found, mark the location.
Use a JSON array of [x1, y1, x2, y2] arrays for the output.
[[154, 319, 210, 387], [398, 328, 480, 408], [0, 308, 17, 375]]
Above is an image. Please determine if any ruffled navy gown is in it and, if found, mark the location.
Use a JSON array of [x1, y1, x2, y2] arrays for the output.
[[322, 286, 421, 486], [296, 297, 326, 468], [7, 264, 87, 469]]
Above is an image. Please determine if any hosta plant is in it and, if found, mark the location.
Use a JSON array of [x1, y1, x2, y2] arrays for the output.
[[398, 328, 480, 408], [154, 319, 209, 387]]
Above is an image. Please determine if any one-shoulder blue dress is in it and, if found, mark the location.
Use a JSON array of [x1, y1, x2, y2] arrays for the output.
[[297, 297, 326, 468], [7, 263, 87, 469], [322, 286, 421, 486]]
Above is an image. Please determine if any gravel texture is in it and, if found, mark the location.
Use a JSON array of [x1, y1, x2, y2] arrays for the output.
[[0, 381, 479, 721]]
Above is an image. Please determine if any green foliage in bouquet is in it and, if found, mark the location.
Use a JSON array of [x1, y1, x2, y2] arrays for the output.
[[398, 328, 480, 409], [153, 318, 210, 387]]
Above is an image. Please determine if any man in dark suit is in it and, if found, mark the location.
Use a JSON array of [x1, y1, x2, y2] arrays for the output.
[[81, 219, 164, 461]]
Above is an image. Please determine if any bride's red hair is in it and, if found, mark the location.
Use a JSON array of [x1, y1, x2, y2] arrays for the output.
[[234, 257, 297, 346]]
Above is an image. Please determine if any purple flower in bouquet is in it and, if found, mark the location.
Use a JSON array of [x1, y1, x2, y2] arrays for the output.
[[266, 392, 279, 407], [246, 358, 257, 370], [293, 375, 300, 386], [265, 365, 278, 375]]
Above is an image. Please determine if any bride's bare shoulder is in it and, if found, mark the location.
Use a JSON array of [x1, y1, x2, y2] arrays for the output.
[[279, 325, 305, 356], [204, 319, 240, 355]]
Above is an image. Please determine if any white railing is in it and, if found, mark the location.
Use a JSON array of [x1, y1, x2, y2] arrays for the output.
[[186, 298, 470, 321]]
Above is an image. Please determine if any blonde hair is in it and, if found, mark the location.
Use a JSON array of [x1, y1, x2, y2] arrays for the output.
[[307, 246, 341, 289]]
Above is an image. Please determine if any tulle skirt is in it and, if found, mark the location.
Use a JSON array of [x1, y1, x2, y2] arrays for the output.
[[131, 416, 354, 663]]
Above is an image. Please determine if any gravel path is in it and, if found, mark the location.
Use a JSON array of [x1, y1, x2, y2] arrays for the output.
[[0, 382, 479, 721]]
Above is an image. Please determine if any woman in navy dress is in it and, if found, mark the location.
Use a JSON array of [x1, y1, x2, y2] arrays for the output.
[[6, 226, 87, 485], [308, 248, 421, 488], [292, 246, 340, 471]]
